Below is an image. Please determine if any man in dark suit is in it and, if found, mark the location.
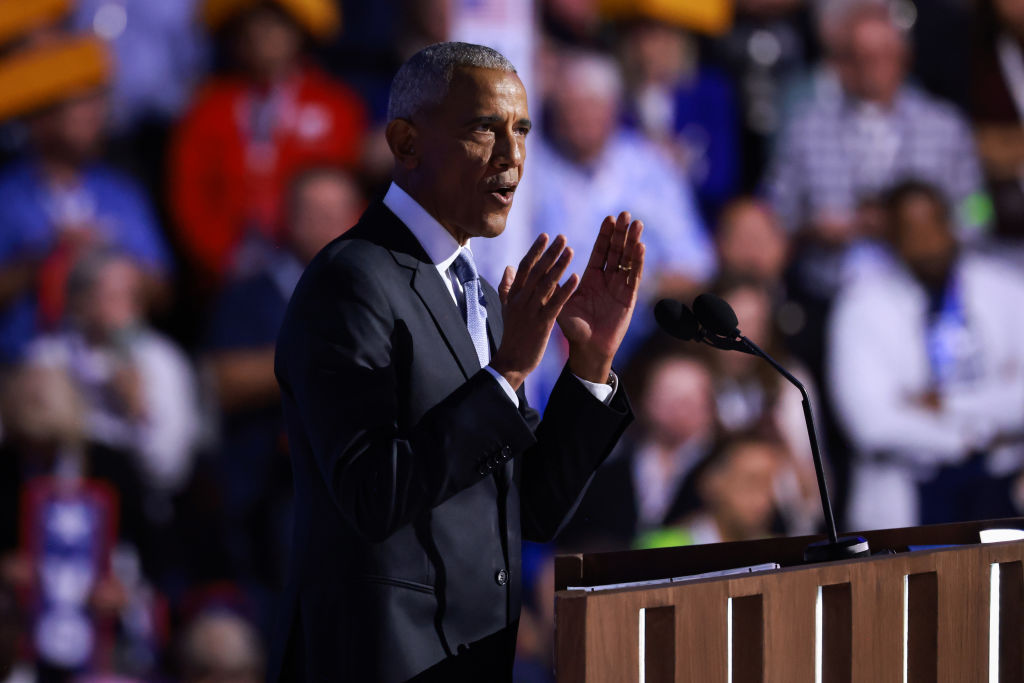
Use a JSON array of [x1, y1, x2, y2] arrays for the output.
[[273, 42, 645, 682]]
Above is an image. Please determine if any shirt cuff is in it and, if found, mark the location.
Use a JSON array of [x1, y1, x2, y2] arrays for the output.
[[485, 366, 520, 408], [573, 370, 617, 405]]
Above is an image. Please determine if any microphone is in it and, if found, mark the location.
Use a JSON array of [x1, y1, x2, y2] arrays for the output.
[[655, 299, 761, 358], [654, 298, 699, 341], [671, 294, 869, 563], [693, 293, 738, 336], [654, 299, 755, 356]]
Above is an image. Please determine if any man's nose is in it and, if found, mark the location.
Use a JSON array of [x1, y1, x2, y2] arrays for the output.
[[493, 130, 524, 169]]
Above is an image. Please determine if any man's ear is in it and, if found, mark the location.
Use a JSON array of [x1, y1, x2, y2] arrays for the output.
[[385, 119, 419, 170]]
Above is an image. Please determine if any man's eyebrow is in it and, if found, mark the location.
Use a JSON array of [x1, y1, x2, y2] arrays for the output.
[[465, 115, 533, 129]]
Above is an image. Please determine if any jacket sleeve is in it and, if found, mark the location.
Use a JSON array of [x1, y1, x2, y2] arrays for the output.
[[518, 365, 634, 543], [276, 255, 537, 543]]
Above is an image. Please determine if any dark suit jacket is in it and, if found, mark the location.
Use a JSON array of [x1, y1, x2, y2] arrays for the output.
[[272, 202, 633, 682]]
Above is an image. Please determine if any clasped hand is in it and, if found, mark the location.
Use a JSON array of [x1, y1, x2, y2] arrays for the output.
[[490, 212, 645, 390]]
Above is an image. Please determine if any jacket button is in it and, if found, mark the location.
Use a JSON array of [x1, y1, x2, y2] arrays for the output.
[[500, 445, 512, 461], [477, 461, 488, 475], [495, 568, 508, 586]]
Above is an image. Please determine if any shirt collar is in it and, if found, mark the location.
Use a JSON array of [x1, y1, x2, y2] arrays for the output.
[[383, 182, 466, 271], [840, 87, 911, 119]]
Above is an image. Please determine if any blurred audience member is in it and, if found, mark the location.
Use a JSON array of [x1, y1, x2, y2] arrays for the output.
[[713, 0, 818, 189], [767, 1, 985, 247], [529, 49, 714, 404], [618, 15, 739, 220], [27, 249, 201, 500], [972, 0, 1024, 244], [534, 50, 713, 304], [170, 0, 368, 286], [829, 180, 1024, 530], [203, 167, 362, 585], [0, 364, 158, 677], [179, 611, 263, 683], [714, 198, 790, 285], [646, 432, 782, 547], [707, 276, 821, 533], [0, 37, 172, 363], [558, 349, 715, 551]]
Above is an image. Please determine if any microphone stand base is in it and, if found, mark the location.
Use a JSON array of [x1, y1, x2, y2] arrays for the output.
[[803, 535, 871, 563]]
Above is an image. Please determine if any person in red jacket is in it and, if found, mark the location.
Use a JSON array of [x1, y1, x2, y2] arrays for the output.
[[169, 0, 368, 286]]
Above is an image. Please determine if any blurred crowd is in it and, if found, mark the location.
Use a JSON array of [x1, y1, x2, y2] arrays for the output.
[[1, 0, 1023, 681]]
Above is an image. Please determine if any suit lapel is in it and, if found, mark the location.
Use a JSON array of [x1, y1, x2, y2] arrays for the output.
[[349, 201, 484, 380], [408, 261, 481, 380], [355, 201, 513, 403]]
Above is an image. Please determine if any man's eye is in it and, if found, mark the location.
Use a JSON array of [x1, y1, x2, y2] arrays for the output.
[[516, 126, 531, 136], [474, 124, 492, 133]]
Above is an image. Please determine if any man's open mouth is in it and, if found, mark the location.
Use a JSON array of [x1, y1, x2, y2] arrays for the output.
[[488, 185, 517, 205]]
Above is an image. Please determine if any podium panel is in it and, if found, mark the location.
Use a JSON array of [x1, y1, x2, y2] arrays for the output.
[[555, 519, 1024, 682]]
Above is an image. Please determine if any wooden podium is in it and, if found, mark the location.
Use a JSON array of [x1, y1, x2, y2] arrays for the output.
[[554, 519, 1024, 682]]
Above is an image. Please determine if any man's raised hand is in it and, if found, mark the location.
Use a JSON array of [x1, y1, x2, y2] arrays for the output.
[[490, 234, 578, 391], [557, 211, 645, 383]]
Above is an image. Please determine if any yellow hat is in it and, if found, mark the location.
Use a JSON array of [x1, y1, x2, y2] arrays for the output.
[[599, 0, 733, 36], [0, 0, 73, 49], [201, 0, 341, 41], [0, 35, 111, 122]]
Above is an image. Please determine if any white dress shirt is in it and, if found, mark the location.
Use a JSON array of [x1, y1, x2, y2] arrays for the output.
[[383, 183, 614, 406]]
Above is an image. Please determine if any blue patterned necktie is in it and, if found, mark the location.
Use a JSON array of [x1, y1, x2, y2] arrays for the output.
[[450, 249, 489, 368]]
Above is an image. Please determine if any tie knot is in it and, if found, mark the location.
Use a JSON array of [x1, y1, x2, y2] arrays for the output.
[[451, 249, 479, 285]]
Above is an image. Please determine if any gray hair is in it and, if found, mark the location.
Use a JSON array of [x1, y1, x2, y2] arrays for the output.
[[387, 41, 517, 122]]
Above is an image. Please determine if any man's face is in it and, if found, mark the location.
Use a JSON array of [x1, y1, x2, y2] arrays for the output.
[[550, 80, 617, 166], [839, 17, 906, 105], [232, 6, 302, 81], [642, 358, 714, 446], [30, 91, 108, 164], [891, 194, 957, 289], [80, 259, 143, 340], [624, 22, 691, 86], [413, 67, 530, 242], [705, 442, 779, 537], [717, 203, 788, 283], [289, 173, 364, 263]]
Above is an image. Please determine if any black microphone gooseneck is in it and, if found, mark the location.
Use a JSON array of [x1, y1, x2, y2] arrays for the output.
[[743, 340, 838, 543], [688, 294, 869, 563]]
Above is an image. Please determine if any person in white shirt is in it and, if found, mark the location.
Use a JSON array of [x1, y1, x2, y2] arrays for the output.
[[526, 50, 714, 406], [533, 50, 713, 295], [27, 248, 201, 499], [828, 179, 1024, 530]]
